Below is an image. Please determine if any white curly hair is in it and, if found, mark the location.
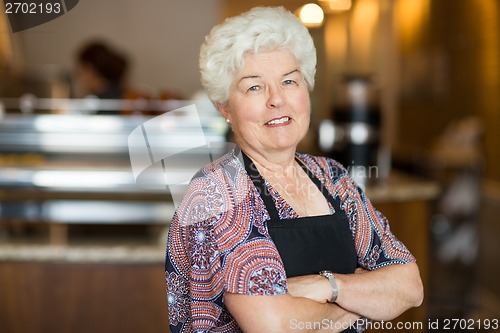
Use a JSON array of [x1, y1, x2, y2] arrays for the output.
[[199, 6, 317, 105]]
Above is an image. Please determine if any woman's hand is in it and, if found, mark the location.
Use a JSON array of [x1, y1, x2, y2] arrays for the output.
[[287, 274, 332, 303], [334, 262, 424, 321], [287, 268, 368, 303], [287, 263, 423, 322], [224, 292, 361, 333]]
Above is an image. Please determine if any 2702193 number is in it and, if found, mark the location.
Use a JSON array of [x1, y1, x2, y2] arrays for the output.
[[443, 318, 499, 330], [5, 2, 61, 14]]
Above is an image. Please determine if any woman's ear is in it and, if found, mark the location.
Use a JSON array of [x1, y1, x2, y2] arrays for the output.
[[216, 102, 231, 122]]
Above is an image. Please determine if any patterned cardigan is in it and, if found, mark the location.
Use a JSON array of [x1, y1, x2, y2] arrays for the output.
[[165, 148, 415, 332]]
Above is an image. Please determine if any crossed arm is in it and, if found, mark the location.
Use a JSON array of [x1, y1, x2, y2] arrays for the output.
[[224, 292, 360, 333], [224, 262, 423, 332]]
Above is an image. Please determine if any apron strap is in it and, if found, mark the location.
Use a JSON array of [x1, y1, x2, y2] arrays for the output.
[[241, 151, 281, 221], [242, 150, 344, 219], [295, 157, 344, 215]]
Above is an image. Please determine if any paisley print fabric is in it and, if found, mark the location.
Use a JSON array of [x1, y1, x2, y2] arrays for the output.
[[165, 148, 416, 332]]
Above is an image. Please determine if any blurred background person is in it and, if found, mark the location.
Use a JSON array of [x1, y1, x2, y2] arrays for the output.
[[75, 40, 129, 112]]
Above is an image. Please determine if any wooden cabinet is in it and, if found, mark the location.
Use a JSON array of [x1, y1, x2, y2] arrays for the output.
[[0, 259, 169, 333]]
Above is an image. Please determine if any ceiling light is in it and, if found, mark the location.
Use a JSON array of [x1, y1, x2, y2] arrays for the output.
[[319, 0, 352, 11], [297, 3, 324, 28]]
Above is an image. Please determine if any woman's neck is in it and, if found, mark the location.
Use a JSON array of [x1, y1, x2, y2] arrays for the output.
[[239, 144, 298, 178]]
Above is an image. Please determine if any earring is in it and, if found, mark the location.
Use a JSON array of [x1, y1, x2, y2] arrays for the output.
[[226, 118, 231, 125]]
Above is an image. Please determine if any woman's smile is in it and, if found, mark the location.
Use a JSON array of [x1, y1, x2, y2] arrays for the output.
[[265, 116, 292, 126]]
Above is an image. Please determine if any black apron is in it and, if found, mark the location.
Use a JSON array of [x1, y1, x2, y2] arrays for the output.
[[242, 151, 358, 333]]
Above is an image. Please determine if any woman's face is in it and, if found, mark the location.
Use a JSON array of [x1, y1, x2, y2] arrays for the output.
[[218, 49, 311, 156]]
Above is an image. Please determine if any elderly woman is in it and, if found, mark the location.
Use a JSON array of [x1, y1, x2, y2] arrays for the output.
[[166, 6, 423, 333]]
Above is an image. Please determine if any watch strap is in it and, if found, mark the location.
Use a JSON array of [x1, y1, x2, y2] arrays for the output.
[[319, 270, 338, 303]]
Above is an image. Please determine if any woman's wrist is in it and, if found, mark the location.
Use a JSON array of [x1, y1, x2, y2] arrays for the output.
[[317, 273, 333, 303], [319, 271, 339, 303], [332, 273, 347, 305]]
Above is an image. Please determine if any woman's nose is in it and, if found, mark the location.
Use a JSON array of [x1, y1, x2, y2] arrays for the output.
[[266, 86, 284, 109]]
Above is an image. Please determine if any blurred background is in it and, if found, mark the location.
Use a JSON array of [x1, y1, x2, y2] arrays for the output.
[[0, 0, 499, 332]]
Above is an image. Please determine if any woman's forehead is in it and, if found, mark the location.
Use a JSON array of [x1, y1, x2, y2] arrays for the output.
[[236, 49, 300, 76]]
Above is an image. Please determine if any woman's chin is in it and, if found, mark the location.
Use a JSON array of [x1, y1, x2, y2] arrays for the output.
[[265, 139, 301, 152]]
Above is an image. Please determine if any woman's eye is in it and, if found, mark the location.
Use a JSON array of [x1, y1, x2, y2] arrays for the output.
[[248, 85, 260, 92], [283, 79, 296, 85]]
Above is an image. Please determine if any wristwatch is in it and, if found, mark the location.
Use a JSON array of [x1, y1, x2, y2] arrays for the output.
[[319, 270, 338, 303]]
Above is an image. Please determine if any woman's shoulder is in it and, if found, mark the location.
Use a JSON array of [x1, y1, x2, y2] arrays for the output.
[[192, 147, 244, 183], [180, 148, 247, 205], [173, 149, 246, 225]]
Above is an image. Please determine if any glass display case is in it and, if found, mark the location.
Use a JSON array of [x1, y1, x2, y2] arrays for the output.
[[0, 100, 228, 245]]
